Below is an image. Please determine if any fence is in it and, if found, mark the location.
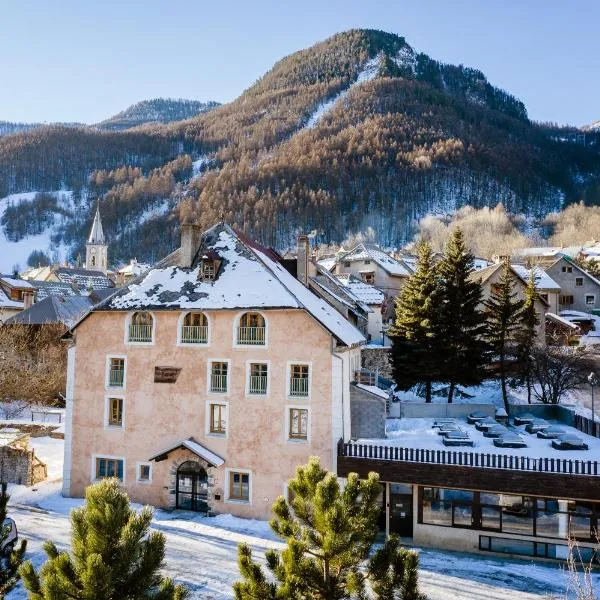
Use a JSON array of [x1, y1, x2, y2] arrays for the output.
[[574, 413, 600, 439], [337, 440, 599, 477]]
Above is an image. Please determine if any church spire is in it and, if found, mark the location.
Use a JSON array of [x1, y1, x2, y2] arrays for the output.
[[86, 203, 108, 273], [88, 204, 105, 245]]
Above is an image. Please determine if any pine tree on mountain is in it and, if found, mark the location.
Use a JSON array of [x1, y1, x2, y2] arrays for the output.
[[389, 241, 443, 403], [437, 228, 488, 403], [233, 457, 424, 600], [485, 262, 525, 415], [0, 484, 26, 595], [516, 270, 539, 404], [20, 479, 188, 600]]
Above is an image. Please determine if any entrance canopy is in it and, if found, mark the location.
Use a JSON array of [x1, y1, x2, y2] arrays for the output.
[[148, 437, 224, 467]]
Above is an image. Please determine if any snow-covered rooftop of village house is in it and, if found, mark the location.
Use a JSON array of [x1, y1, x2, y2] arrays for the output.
[[335, 274, 385, 305], [511, 264, 561, 291], [316, 257, 336, 272], [0, 276, 35, 289], [100, 224, 365, 346], [117, 259, 151, 277], [0, 287, 23, 309], [356, 417, 600, 460], [340, 244, 412, 277]]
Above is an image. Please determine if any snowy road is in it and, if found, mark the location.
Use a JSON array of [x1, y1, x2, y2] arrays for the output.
[[5, 437, 598, 599]]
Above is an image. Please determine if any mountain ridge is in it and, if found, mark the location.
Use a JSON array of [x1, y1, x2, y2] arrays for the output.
[[0, 29, 598, 269]]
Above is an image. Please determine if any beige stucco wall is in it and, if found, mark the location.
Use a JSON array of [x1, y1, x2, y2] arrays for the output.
[[0, 306, 22, 323], [68, 308, 341, 519], [479, 269, 547, 342], [335, 261, 405, 297]]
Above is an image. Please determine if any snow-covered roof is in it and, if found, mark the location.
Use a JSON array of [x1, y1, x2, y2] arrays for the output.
[[360, 417, 600, 460], [546, 312, 580, 331], [511, 265, 561, 291], [0, 275, 35, 289], [472, 258, 491, 270], [53, 267, 113, 290], [33, 280, 80, 301], [317, 257, 336, 272], [0, 288, 23, 310], [96, 224, 365, 347], [335, 274, 385, 305], [148, 438, 224, 466], [117, 260, 151, 276], [340, 244, 412, 277]]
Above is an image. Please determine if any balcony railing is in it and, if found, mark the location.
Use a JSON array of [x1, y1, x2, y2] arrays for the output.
[[181, 325, 208, 344], [128, 324, 152, 343], [237, 326, 265, 345], [211, 374, 228, 393], [338, 440, 600, 477], [108, 368, 124, 387], [249, 375, 268, 395], [290, 377, 309, 397]]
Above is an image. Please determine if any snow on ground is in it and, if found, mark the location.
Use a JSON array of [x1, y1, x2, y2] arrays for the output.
[[4, 437, 598, 599], [0, 191, 71, 272], [377, 417, 600, 459], [191, 155, 214, 178], [304, 55, 380, 128]]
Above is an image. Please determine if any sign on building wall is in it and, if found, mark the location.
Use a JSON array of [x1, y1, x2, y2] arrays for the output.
[[154, 366, 182, 383]]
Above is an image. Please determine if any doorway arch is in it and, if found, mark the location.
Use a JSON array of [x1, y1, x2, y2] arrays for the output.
[[176, 461, 208, 512]]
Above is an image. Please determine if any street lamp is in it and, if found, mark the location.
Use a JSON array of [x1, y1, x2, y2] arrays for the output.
[[588, 372, 598, 425]]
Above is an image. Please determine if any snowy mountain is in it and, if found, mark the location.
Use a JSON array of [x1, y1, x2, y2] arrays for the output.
[[0, 29, 598, 265], [97, 98, 220, 130]]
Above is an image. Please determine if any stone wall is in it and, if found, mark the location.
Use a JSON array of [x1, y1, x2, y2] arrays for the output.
[[361, 347, 392, 379], [350, 385, 386, 439], [0, 444, 47, 486]]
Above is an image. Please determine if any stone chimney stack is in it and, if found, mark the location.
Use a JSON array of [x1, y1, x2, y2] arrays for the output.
[[23, 291, 34, 310], [180, 223, 202, 268], [297, 234, 310, 286]]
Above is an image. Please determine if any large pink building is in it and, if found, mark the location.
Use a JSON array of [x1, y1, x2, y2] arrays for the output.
[[63, 223, 364, 519]]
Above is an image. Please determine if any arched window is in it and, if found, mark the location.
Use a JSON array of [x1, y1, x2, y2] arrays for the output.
[[91, 256, 96, 267], [128, 311, 153, 343], [237, 312, 266, 345], [180, 312, 209, 344]]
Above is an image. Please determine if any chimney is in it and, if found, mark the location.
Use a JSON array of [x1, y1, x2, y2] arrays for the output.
[[297, 234, 310, 286], [180, 223, 202, 268], [23, 291, 34, 310]]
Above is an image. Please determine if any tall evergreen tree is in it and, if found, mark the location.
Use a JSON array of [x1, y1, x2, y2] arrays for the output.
[[437, 228, 488, 402], [0, 484, 26, 595], [20, 479, 188, 600], [485, 262, 525, 415], [389, 241, 443, 403], [516, 270, 539, 404], [233, 457, 424, 600]]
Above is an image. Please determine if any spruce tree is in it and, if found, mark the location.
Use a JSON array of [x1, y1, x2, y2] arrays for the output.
[[437, 228, 488, 402], [516, 270, 539, 404], [485, 262, 525, 415], [20, 479, 188, 600], [389, 241, 442, 403], [0, 483, 26, 595], [233, 457, 423, 600]]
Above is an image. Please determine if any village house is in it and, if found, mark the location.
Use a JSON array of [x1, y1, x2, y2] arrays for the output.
[[62, 223, 365, 520], [527, 255, 600, 314], [0, 276, 35, 323], [470, 262, 551, 341], [334, 244, 413, 297]]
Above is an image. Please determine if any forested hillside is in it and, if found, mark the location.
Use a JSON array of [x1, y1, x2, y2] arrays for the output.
[[97, 98, 221, 130], [1, 29, 599, 268]]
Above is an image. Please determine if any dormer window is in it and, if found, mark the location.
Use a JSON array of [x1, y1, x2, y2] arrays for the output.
[[201, 261, 216, 281], [198, 252, 221, 282]]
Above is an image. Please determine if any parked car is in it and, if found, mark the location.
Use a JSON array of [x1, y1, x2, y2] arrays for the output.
[[1, 518, 18, 556]]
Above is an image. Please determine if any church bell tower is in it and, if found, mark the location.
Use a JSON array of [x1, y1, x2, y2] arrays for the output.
[[86, 204, 108, 273]]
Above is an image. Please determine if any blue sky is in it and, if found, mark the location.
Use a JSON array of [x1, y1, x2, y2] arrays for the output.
[[1, 0, 598, 126]]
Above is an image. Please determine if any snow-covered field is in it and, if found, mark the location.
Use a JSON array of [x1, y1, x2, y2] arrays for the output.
[[4, 436, 598, 599]]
